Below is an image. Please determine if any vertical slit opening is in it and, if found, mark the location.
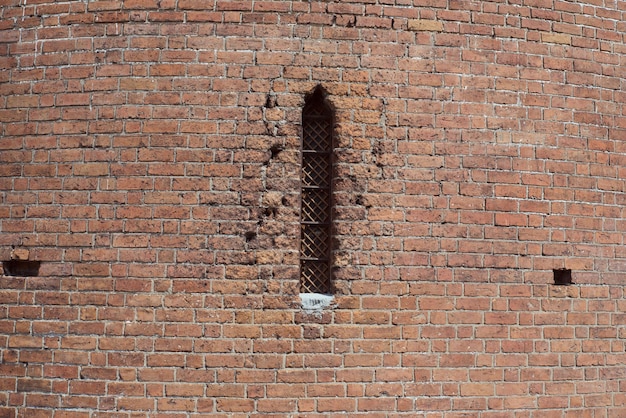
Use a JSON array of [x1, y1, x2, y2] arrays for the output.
[[300, 86, 333, 294]]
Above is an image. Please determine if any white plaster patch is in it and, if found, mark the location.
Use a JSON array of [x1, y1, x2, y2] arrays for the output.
[[300, 293, 334, 313]]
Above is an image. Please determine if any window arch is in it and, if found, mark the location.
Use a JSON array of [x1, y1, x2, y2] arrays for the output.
[[300, 87, 333, 294]]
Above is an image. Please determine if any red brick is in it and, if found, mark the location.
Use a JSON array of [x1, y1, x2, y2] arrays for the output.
[[2, 2, 626, 417]]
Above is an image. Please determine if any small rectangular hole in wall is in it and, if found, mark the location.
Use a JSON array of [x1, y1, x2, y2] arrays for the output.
[[3, 260, 41, 277], [553, 269, 572, 285]]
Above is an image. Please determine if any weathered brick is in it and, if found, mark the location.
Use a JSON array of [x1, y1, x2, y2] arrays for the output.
[[407, 19, 444, 31]]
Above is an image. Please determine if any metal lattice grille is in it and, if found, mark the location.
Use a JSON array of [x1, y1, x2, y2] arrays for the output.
[[301, 260, 330, 294], [301, 189, 330, 223], [301, 224, 330, 259], [302, 154, 330, 188], [300, 88, 333, 294], [303, 119, 332, 151]]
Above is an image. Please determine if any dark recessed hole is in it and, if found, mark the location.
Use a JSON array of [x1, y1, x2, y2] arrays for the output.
[[3, 260, 41, 277], [270, 144, 283, 159], [263, 207, 278, 218], [553, 269, 572, 286], [244, 231, 257, 242], [265, 94, 277, 109]]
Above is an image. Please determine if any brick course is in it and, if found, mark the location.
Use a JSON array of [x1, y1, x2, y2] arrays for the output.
[[1, 0, 626, 416]]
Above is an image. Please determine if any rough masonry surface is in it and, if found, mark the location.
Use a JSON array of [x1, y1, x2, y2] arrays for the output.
[[1, 0, 626, 417]]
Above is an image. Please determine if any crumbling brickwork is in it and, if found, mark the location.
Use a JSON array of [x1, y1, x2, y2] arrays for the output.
[[1, 0, 626, 417]]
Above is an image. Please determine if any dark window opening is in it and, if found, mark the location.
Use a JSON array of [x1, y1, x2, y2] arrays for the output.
[[553, 269, 572, 286], [3, 260, 41, 277], [300, 87, 333, 294]]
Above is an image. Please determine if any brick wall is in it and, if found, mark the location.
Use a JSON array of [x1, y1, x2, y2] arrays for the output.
[[1, 0, 626, 416]]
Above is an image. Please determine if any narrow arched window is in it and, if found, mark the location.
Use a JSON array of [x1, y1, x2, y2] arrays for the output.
[[300, 87, 333, 294]]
